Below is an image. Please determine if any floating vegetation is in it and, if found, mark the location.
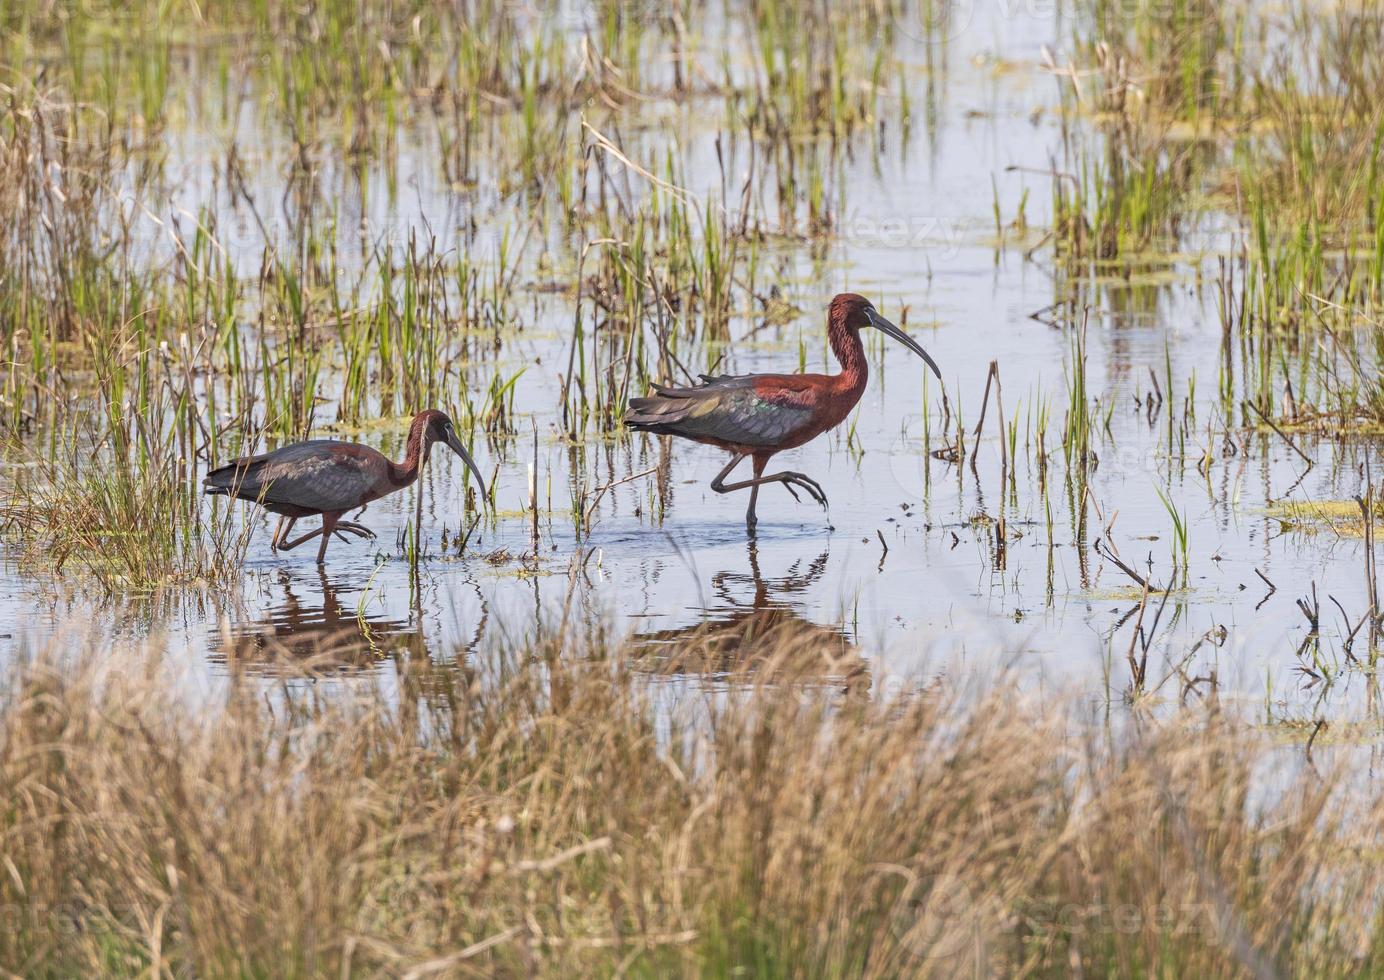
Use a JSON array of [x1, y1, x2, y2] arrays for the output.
[[1267, 498, 1384, 538]]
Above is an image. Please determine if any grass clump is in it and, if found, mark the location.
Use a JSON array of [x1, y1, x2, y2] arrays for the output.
[[1, 442, 248, 593], [0, 626, 1381, 976]]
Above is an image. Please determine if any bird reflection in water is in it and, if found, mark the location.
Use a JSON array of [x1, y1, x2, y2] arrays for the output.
[[210, 569, 422, 674], [630, 543, 869, 696]]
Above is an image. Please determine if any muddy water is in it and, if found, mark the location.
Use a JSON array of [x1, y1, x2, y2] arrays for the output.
[[5, 4, 1381, 725]]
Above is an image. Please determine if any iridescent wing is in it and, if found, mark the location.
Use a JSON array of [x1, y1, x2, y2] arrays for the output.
[[626, 374, 816, 448], [204, 440, 387, 512]]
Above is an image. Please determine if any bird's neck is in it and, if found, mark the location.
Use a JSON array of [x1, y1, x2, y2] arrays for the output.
[[828, 321, 868, 394], [389, 418, 431, 487]]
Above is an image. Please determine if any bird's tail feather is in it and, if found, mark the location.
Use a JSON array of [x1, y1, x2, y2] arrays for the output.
[[202, 461, 253, 496], [625, 393, 694, 431]]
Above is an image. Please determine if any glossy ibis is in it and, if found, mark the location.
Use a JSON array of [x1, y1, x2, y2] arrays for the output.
[[203, 410, 486, 563], [625, 293, 940, 532]]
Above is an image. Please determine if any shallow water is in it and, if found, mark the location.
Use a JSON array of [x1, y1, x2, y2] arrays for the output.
[[3, 2, 1381, 726]]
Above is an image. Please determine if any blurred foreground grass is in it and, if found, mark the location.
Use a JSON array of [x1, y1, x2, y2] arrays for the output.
[[0, 623, 1379, 977]]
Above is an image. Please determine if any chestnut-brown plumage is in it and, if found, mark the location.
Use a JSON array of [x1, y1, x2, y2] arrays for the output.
[[203, 410, 486, 563], [626, 293, 940, 532]]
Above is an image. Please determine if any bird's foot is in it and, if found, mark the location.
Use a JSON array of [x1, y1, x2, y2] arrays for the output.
[[781, 472, 828, 508], [335, 521, 377, 540]]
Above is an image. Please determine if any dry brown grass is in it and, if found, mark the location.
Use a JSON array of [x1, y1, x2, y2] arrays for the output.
[[0, 625, 1381, 977]]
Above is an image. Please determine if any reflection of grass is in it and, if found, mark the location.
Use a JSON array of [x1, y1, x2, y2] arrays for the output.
[[2, 630, 1382, 975]]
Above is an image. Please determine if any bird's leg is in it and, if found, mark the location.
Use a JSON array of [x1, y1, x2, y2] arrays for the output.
[[277, 524, 327, 552], [745, 455, 767, 533], [277, 513, 341, 556], [708, 453, 755, 530], [709, 452, 829, 522], [316, 513, 340, 565], [270, 516, 297, 552], [709, 453, 749, 492]]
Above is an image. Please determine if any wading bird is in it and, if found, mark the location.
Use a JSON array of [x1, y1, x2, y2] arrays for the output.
[[203, 409, 486, 564], [625, 293, 940, 532]]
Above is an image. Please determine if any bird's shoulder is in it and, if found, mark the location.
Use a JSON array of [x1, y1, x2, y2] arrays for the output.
[[253, 439, 386, 475], [745, 373, 830, 399], [660, 372, 824, 403]]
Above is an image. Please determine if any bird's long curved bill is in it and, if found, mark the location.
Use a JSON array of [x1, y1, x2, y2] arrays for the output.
[[446, 432, 488, 500], [866, 309, 942, 380]]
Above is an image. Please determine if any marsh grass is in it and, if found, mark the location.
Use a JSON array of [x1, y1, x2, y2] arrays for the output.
[[0, 0, 920, 587], [0, 625, 1381, 976], [1029, 0, 1384, 470], [0, 0, 1371, 704], [1, 425, 251, 593]]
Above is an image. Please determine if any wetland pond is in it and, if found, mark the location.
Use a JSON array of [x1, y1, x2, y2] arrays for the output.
[[2, 0, 1381, 730]]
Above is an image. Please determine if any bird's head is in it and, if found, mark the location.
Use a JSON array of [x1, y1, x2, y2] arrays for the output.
[[829, 293, 942, 380], [416, 410, 488, 498]]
